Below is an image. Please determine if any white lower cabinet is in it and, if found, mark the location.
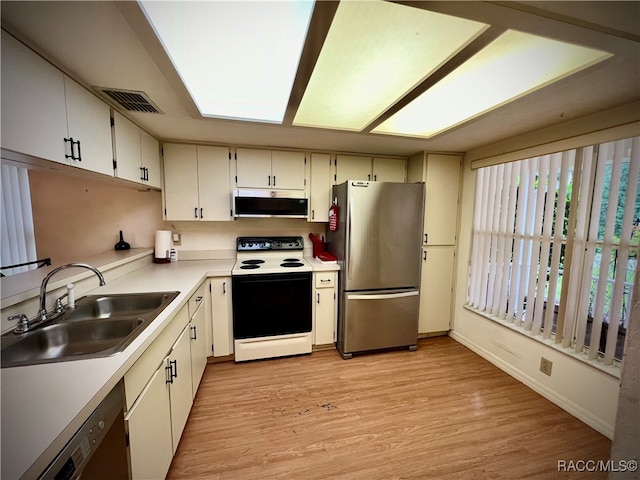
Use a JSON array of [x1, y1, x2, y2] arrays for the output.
[[418, 246, 455, 334], [313, 272, 338, 345], [168, 325, 194, 454], [124, 290, 211, 479], [211, 277, 233, 357], [125, 362, 173, 480], [189, 292, 208, 397]]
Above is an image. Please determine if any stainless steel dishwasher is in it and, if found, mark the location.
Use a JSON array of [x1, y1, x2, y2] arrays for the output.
[[39, 381, 129, 480]]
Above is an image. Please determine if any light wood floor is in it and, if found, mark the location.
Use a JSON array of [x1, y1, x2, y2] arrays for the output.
[[168, 337, 611, 479]]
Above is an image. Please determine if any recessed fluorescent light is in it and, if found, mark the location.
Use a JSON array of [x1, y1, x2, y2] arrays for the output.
[[139, 0, 314, 123], [372, 30, 612, 138], [292, 0, 488, 131]]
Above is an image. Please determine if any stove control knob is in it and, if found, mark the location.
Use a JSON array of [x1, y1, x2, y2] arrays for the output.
[[240, 241, 246, 248]]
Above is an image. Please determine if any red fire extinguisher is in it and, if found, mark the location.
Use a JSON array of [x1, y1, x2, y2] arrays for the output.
[[329, 203, 339, 232]]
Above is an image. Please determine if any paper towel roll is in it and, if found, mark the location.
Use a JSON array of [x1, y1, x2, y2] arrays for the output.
[[155, 230, 172, 260]]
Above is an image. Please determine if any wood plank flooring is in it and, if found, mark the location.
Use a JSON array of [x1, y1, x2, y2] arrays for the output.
[[168, 337, 611, 479]]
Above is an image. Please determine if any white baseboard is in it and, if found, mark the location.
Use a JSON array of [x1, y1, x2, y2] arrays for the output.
[[449, 330, 614, 439]]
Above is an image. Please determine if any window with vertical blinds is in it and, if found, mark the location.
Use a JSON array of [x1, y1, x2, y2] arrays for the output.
[[467, 136, 639, 366], [1, 164, 38, 276]]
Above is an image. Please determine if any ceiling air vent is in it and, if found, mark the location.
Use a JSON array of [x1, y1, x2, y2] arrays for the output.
[[98, 88, 163, 114]]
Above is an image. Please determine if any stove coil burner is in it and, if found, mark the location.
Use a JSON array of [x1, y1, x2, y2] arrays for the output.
[[240, 264, 261, 270], [281, 262, 304, 268], [242, 259, 265, 265]]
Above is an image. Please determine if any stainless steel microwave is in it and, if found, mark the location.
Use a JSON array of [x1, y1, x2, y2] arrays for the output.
[[233, 190, 308, 218]]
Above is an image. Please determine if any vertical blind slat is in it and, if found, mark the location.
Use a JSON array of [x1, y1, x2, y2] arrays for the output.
[[587, 141, 625, 356], [498, 162, 518, 319], [602, 137, 639, 364], [543, 151, 572, 339], [532, 154, 559, 335]]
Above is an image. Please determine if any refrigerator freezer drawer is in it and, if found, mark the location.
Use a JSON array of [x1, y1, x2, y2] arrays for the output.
[[340, 290, 419, 355]]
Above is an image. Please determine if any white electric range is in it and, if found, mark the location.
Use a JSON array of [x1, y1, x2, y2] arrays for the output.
[[231, 236, 313, 361]]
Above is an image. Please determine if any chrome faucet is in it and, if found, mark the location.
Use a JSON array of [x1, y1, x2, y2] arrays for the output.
[[38, 263, 106, 322]]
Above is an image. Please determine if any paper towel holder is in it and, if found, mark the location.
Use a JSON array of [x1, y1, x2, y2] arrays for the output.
[[154, 230, 172, 264]]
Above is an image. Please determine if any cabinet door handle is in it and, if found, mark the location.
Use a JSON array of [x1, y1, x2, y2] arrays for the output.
[[268, 175, 271, 186], [75, 140, 82, 162], [374, 174, 377, 181], [195, 207, 198, 219], [223, 282, 226, 294], [64, 137, 77, 160], [424, 233, 428, 244], [317, 293, 320, 304], [165, 362, 174, 384], [145, 167, 149, 181], [368, 174, 371, 181], [273, 175, 276, 186], [170, 359, 177, 379], [191, 325, 197, 340], [423, 250, 427, 261], [312, 210, 315, 220], [200, 207, 203, 219], [140, 166, 145, 181]]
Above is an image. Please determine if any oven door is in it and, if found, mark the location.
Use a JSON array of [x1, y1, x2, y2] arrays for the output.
[[232, 272, 312, 339]]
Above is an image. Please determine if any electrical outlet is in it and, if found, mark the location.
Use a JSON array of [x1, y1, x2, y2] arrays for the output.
[[540, 357, 553, 376], [172, 233, 181, 245]]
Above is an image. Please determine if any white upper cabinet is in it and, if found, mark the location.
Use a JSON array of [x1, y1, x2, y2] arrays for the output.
[[235, 148, 306, 190], [335, 155, 372, 184], [1, 31, 112, 175], [271, 150, 306, 190], [235, 148, 271, 188], [309, 153, 332, 222], [196, 145, 233, 221], [140, 129, 162, 188], [408, 153, 462, 246], [335, 155, 406, 184], [113, 111, 161, 188], [372, 157, 406, 182], [63, 77, 113, 175], [163, 143, 232, 221]]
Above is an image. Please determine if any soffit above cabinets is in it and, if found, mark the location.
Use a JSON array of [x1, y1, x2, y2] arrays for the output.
[[1, 1, 638, 156]]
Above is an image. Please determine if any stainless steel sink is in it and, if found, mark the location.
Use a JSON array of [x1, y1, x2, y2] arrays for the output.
[[64, 292, 179, 321], [1, 291, 179, 368]]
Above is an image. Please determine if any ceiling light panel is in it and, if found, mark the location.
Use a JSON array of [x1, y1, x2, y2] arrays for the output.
[[292, 1, 488, 131], [373, 30, 612, 138], [139, 0, 314, 123]]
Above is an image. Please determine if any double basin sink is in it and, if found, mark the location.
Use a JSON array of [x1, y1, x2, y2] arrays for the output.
[[1, 291, 179, 368]]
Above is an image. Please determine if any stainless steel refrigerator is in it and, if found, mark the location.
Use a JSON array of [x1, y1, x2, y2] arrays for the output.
[[327, 181, 425, 359]]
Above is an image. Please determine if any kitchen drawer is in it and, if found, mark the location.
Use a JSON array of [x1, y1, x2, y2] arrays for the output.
[[124, 304, 189, 411], [188, 282, 206, 318], [315, 272, 336, 289]]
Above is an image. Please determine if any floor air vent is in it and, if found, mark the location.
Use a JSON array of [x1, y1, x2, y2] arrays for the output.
[[98, 88, 163, 114]]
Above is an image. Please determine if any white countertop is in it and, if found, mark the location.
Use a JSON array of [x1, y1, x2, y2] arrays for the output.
[[1, 256, 338, 479], [1, 259, 233, 480]]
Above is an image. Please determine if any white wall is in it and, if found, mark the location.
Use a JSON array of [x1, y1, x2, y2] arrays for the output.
[[166, 218, 327, 257], [450, 154, 620, 439]]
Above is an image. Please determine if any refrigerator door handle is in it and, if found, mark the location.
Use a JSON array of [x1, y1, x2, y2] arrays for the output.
[[347, 291, 419, 300], [347, 200, 353, 280]]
